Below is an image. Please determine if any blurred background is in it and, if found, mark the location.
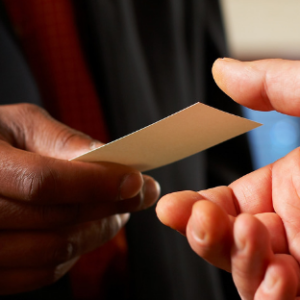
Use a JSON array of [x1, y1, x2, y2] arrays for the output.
[[220, 0, 300, 169]]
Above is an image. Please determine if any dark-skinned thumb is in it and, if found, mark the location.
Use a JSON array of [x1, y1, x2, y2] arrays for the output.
[[0, 103, 102, 160]]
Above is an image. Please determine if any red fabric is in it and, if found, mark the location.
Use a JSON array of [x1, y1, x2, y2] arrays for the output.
[[3, 0, 108, 141], [3, 1, 128, 299]]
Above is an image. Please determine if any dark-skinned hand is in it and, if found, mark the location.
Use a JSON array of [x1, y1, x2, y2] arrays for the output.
[[0, 103, 160, 294]]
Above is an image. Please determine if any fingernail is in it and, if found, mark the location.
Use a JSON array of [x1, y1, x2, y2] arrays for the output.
[[119, 172, 143, 200], [190, 217, 206, 242], [235, 233, 245, 251], [263, 271, 277, 291], [142, 178, 161, 207], [118, 213, 131, 226], [188, 207, 206, 242], [90, 140, 103, 150], [222, 57, 237, 62]]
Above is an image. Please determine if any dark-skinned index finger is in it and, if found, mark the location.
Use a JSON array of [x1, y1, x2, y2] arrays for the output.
[[0, 143, 143, 204]]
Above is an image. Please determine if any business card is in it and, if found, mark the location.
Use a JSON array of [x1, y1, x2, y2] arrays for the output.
[[71, 103, 261, 172]]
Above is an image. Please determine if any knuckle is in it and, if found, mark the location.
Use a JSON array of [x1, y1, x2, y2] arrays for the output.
[[58, 129, 91, 147], [18, 103, 49, 117], [0, 104, 50, 150], [18, 163, 56, 203]]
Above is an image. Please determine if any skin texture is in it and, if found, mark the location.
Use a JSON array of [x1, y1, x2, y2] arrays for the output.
[[157, 58, 300, 300], [0, 103, 160, 294]]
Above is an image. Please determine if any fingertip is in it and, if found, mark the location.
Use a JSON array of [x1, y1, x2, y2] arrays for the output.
[[155, 194, 168, 220], [233, 214, 265, 252], [155, 193, 174, 226], [155, 193, 175, 228], [212, 58, 227, 92], [212, 57, 240, 95], [142, 175, 161, 208], [188, 200, 230, 244], [119, 172, 144, 200], [257, 255, 299, 300], [186, 200, 232, 271], [116, 175, 160, 213], [120, 174, 160, 205], [231, 214, 274, 299], [112, 214, 130, 233], [156, 191, 203, 233]]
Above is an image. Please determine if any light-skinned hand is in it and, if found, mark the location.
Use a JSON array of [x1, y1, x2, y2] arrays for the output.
[[157, 58, 300, 300]]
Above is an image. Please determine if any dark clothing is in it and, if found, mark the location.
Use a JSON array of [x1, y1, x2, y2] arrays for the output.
[[0, 0, 251, 299]]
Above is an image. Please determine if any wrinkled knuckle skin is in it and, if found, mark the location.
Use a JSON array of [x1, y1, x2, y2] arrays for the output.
[[56, 129, 91, 151], [0, 104, 45, 148], [18, 103, 49, 117], [18, 165, 55, 203]]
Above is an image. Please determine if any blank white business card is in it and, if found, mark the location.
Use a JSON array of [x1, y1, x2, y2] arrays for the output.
[[71, 103, 261, 172]]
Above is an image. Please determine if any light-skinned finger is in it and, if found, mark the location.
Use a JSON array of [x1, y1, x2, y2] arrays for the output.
[[212, 58, 300, 116], [231, 214, 273, 300], [156, 190, 204, 234], [255, 213, 288, 254], [186, 200, 233, 271], [229, 163, 274, 214], [270, 147, 300, 263], [255, 254, 299, 300]]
